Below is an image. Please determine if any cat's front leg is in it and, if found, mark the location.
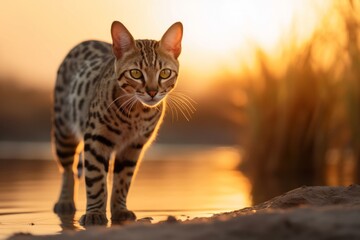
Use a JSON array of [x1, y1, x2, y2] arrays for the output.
[[110, 144, 144, 223], [79, 140, 111, 226]]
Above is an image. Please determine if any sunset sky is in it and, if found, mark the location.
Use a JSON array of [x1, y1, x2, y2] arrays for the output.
[[0, 0, 332, 92]]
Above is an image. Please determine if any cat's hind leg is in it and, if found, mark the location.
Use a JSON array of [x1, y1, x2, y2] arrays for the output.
[[52, 120, 80, 214]]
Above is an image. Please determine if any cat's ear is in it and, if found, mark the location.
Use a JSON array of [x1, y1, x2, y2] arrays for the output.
[[111, 21, 135, 59], [160, 22, 183, 59]]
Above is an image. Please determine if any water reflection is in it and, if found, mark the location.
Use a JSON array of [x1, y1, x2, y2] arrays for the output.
[[0, 145, 250, 238]]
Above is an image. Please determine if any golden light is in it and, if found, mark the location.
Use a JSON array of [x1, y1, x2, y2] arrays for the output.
[[158, 0, 333, 87], [0, 0, 333, 92]]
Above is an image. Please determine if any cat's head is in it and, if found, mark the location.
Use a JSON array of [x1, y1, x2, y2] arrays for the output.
[[111, 21, 183, 107]]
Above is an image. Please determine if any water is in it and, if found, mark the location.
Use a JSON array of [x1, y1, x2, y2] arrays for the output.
[[0, 144, 251, 239]]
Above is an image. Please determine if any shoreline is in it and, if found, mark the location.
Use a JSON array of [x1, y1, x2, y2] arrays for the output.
[[9, 185, 360, 240], [0, 142, 239, 161]]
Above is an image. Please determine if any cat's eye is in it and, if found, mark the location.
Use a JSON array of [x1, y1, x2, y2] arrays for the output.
[[129, 69, 143, 79], [159, 69, 172, 79]]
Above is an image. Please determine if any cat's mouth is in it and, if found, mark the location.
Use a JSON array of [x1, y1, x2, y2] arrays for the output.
[[138, 97, 163, 108]]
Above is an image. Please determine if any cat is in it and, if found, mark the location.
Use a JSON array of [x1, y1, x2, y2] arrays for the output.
[[52, 21, 183, 225]]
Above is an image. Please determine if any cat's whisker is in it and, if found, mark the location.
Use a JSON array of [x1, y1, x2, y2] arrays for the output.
[[117, 96, 133, 110], [166, 99, 176, 122], [166, 98, 179, 121], [171, 91, 197, 102], [122, 96, 137, 117], [170, 97, 192, 119], [127, 98, 138, 117], [174, 102, 190, 122], [168, 97, 190, 121], [130, 97, 138, 113], [155, 104, 162, 113], [115, 95, 136, 117], [179, 96, 197, 112], [167, 92, 196, 121], [106, 94, 132, 110], [170, 95, 196, 114], [170, 92, 197, 111]]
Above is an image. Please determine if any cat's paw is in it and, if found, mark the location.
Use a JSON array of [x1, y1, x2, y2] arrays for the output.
[[53, 200, 76, 214], [111, 210, 136, 224], [79, 212, 108, 226]]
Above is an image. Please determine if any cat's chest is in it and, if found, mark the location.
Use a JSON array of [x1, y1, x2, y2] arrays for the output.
[[128, 109, 161, 133]]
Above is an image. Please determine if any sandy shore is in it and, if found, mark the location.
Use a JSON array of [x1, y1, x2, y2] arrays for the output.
[[9, 185, 360, 240]]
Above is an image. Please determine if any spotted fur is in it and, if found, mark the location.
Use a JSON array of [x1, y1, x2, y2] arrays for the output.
[[52, 21, 183, 225]]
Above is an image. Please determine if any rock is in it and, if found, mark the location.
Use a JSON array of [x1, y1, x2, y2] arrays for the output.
[[166, 216, 179, 223], [137, 217, 153, 224]]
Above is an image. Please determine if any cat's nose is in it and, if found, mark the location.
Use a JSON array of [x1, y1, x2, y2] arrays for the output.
[[146, 90, 158, 98]]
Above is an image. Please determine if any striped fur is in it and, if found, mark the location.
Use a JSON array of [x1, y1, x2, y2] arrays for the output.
[[52, 21, 183, 225]]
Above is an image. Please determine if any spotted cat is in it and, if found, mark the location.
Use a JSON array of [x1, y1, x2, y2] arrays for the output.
[[52, 21, 183, 225]]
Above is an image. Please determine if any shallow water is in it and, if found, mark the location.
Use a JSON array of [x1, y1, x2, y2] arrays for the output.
[[0, 145, 251, 239]]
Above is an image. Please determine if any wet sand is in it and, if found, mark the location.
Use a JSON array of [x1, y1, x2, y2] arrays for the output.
[[8, 185, 360, 240]]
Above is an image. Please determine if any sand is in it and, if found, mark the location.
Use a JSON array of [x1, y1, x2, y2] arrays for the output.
[[9, 185, 360, 240]]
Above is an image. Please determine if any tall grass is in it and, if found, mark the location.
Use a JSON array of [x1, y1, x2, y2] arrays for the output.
[[342, 0, 360, 181], [242, 0, 360, 185]]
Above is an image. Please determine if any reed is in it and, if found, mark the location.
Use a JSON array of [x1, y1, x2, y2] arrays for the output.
[[342, 0, 360, 181], [242, 0, 360, 184]]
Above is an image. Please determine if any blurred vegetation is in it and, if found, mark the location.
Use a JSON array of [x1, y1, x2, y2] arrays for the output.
[[238, 0, 360, 201], [0, 79, 239, 145], [0, 79, 51, 142]]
